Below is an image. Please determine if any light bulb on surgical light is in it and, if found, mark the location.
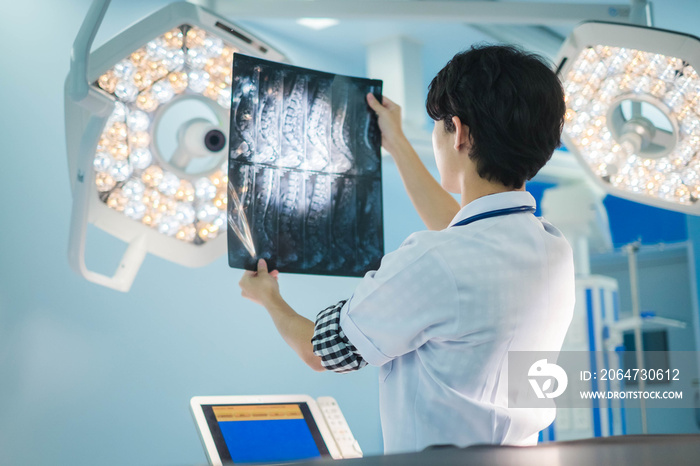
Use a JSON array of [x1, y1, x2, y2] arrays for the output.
[[65, 0, 286, 291], [557, 22, 700, 213]]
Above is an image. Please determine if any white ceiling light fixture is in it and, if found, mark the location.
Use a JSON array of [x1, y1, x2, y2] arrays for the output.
[[557, 22, 700, 214], [296, 18, 339, 30], [65, 0, 286, 291]]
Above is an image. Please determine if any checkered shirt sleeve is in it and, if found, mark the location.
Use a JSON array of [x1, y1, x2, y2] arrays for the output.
[[312, 300, 368, 373]]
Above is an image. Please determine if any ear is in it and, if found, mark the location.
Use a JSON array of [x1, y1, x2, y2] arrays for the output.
[[451, 116, 471, 151]]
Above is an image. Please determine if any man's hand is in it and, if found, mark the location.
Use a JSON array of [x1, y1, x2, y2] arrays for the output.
[[366, 93, 408, 155], [366, 92, 460, 230], [238, 259, 325, 371], [239, 259, 281, 307]]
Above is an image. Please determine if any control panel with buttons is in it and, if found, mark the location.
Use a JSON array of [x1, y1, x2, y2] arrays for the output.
[[317, 396, 363, 459]]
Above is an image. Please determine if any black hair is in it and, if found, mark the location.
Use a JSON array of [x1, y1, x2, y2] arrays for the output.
[[426, 44, 565, 188]]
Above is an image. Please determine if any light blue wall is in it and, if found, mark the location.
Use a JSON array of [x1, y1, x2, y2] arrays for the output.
[[0, 1, 424, 464]]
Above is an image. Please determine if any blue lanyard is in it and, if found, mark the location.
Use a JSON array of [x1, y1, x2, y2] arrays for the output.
[[451, 205, 536, 227]]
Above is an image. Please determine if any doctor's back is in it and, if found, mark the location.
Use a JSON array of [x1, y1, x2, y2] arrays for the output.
[[369, 194, 575, 453], [336, 188, 575, 453]]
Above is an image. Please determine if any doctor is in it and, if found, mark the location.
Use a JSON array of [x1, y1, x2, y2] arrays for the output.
[[239, 44, 575, 453]]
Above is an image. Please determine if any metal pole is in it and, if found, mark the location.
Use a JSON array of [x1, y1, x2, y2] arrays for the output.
[[69, 0, 111, 101], [626, 242, 648, 434]]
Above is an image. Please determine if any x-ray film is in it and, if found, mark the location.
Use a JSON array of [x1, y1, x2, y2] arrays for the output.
[[228, 54, 384, 276]]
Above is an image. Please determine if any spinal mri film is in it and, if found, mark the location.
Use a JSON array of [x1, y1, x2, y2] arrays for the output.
[[227, 54, 384, 276]]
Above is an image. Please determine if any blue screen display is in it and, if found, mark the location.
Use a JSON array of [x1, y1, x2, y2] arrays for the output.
[[219, 418, 322, 464]]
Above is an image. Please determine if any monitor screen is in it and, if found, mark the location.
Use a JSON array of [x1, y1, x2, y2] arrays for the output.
[[202, 402, 331, 464]]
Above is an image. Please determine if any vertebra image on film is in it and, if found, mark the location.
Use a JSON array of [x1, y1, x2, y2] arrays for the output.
[[227, 54, 384, 276]]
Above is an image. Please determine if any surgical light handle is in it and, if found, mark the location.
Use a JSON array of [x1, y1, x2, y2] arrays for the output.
[[172, 118, 227, 168], [68, 201, 147, 292]]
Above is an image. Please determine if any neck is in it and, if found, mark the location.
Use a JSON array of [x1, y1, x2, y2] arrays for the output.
[[459, 172, 525, 207]]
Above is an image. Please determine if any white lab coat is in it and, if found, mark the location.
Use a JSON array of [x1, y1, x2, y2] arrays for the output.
[[339, 191, 575, 453]]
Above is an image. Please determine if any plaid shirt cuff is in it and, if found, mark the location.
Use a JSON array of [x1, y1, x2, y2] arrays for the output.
[[312, 300, 367, 373]]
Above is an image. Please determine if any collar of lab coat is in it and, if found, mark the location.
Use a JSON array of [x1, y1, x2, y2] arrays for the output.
[[448, 190, 537, 227]]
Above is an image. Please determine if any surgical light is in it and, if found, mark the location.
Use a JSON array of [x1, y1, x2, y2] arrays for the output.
[[65, 1, 286, 291], [557, 22, 700, 213]]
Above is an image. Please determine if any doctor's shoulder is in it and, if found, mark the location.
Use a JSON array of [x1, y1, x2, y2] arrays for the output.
[[396, 228, 461, 250], [536, 216, 575, 256], [393, 228, 483, 266], [536, 215, 566, 238]]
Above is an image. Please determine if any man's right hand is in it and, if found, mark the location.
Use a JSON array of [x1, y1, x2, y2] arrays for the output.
[[365, 92, 460, 231], [366, 93, 408, 156]]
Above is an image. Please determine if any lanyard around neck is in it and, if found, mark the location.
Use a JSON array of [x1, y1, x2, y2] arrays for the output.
[[451, 205, 536, 228]]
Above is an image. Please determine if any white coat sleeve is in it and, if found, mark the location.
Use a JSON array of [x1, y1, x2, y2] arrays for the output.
[[339, 232, 461, 367]]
